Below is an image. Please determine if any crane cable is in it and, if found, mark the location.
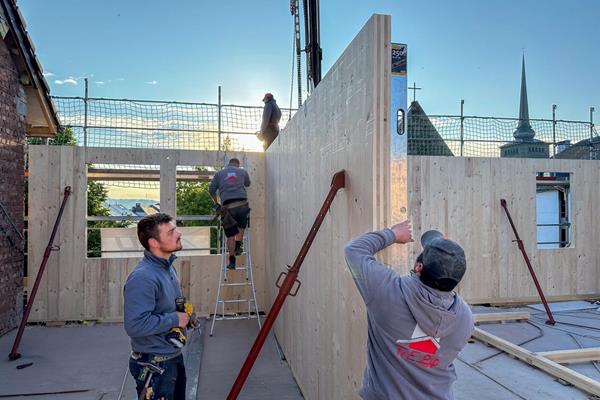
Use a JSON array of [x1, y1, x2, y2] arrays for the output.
[[289, 0, 302, 117]]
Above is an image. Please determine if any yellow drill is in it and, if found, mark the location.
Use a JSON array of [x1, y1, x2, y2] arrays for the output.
[[166, 297, 194, 348]]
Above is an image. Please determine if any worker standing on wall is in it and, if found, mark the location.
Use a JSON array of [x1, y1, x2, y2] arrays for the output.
[[257, 92, 282, 150], [209, 158, 251, 270], [344, 220, 473, 400]]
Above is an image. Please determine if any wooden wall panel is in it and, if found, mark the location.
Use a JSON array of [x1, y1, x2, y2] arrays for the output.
[[28, 146, 266, 322], [408, 156, 600, 304], [265, 14, 391, 400], [28, 145, 50, 321]]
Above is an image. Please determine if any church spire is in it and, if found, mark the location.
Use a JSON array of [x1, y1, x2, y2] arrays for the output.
[[513, 54, 536, 140]]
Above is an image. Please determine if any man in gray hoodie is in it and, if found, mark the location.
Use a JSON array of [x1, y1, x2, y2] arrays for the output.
[[209, 158, 251, 269], [124, 213, 190, 399], [258, 92, 282, 150], [344, 220, 473, 400]]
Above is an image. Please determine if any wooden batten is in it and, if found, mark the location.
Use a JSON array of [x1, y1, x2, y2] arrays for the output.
[[538, 348, 600, 364], [473, 312, 531, 324], [474, 327, 600, 396]]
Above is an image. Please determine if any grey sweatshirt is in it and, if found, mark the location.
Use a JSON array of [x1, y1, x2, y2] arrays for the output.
[[260, 99, 282, 135], [124, 251, 183, 355], [344, 229, 473, 400], [209, 164, 251, 204]]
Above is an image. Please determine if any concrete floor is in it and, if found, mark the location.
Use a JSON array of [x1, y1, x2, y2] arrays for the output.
[[455, 303, 600, 400], [0, 318, 302, 400], [0, 322, 202, 400], [197, 318, 304, 399], [1, 302, 600, 399], [0, 322, 136, 399]]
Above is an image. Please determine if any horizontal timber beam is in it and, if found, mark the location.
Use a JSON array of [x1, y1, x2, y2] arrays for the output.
[[473, 327, 600, 397], [538, 348, 600, 364], [473, 312, 530, 324]]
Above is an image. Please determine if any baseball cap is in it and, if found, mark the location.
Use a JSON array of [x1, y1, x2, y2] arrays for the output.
[[419, 230, 466, 291]]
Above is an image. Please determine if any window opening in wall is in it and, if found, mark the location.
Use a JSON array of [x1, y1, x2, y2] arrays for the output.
[[536, 172, 571, 249], [87, 164, 160, 258], [175, 165, 220, 255]]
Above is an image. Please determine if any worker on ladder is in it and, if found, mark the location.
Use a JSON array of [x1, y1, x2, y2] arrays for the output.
[[209, 158, 251, 270]]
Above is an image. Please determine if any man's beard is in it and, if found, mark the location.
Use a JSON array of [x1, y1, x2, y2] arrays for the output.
[[161, 239, 182, 253]]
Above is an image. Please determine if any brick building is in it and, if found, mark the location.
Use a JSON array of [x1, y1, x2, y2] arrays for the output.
[[0, 0, 58, 336]]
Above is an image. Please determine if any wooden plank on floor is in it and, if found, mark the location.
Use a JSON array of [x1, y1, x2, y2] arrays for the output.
[[538, 348, 600, 364], [473, 312, 530, 324], [473, 327, 600, 396]]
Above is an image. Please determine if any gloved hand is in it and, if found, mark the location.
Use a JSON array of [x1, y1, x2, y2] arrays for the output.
[[213, 203, 222, 214]]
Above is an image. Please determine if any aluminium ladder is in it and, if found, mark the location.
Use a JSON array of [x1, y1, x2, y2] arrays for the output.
[[209, 217, 261, 336]]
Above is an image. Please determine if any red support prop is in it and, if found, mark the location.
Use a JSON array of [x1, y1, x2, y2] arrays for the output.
[[9, 186, 72, 360], [500, 199, 555, 325], [227, 171, 346, 399]]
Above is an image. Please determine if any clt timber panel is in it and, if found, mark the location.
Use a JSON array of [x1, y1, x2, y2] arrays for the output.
[[265, 14, 394, 400], [408, 156, 600, 304], [28, 146, 266, 321]]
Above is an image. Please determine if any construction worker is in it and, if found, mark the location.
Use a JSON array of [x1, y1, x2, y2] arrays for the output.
[[257, 92, 282, 150], [124, 213, 189, 399], [344, 220, 473, 400], [209, 158, 251, 269]]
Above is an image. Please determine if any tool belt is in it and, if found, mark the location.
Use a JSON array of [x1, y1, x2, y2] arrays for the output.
[[218, 200, 248, 235], [223, 199, 248, 210], [131, 351, 180, 382], [131, 350, 181, 363]]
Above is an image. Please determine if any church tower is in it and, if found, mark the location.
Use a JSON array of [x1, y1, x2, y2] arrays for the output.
[[500, 55, 549, 158]]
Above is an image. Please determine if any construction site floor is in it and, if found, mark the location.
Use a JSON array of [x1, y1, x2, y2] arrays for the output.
[[456, 303, 600, 400], [0, 318, 302, 400], [197, 318, 304, 399], [0, 322, 140, 399], [1, 302, 600, 399]]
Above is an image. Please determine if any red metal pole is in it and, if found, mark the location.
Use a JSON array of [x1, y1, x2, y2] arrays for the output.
[[500, 199, 555, 325], [9, 186, 72, 360], [227, 171, 345, 399]]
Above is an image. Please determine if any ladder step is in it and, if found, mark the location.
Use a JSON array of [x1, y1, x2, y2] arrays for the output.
[[217, 299, 256, 304], [214, 315, 260, 321], [211, 226, 262, 336], [220, 282, 252, 287]]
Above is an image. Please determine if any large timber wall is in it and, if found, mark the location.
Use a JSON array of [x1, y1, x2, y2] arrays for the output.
[[27, 145, 266, 322], [265, 14, 393, 400], [408, 155, 600, 304], [264, 14, 600, 400]]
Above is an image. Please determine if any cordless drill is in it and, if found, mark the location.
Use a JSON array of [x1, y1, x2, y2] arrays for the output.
[[166, 297, 195, 348]]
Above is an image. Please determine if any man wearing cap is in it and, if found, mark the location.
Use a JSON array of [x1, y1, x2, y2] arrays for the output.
[[344, 220, 473, 400], [258, 92, 282, 150]]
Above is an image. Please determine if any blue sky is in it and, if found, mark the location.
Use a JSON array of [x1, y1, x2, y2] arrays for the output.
[[19, 0, 599, 121]]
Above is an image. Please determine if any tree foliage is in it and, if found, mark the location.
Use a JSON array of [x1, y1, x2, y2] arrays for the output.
[[176, 180, 218, 253], [88, 181, 111, 216], [27, 126, 78, 146], [86, 181, 128, 257], [176, 181, 213, 218]]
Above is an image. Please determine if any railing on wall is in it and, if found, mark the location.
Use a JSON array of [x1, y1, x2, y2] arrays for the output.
[[51, 92, 296, 151], [408, 113, 598, 159], [47, 91, 598, 159]]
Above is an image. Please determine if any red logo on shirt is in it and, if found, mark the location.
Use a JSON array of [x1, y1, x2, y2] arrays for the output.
[[395, 325, 441, 368], [226, 172, 237, 183]]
